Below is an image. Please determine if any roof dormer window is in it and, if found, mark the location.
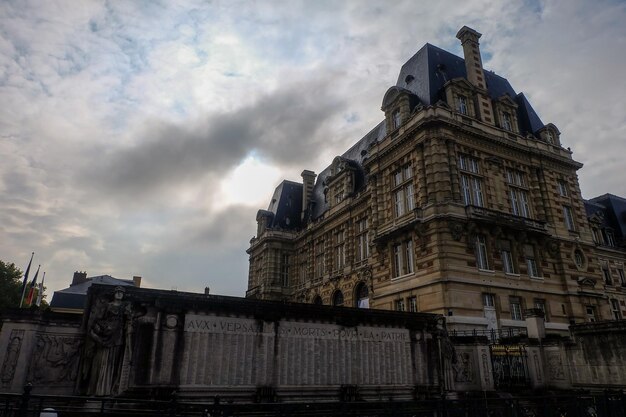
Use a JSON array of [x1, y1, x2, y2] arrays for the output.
[[457, 95, 468, 115], [392, 110, 402, 129], [502, 112, 513, 131], [546, 130, 554, 144]]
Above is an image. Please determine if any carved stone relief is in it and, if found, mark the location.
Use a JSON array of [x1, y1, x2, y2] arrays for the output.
[[452, 351, 474, 383], [547, 352, 565, 381], [1, 329, 25, 388], [28, 334, 82, 385]]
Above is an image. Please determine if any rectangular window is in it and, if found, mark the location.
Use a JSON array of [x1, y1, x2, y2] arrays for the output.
[[280, 254, 290, 287], [299, 263, 307, 283], [592, 228, 601, 244], [611, 299, 622, 320], [618, 268, 625, 286], [355, 219, 369, 262], [502, 249, 515, 274], [605, 230, 615, 247], [315, 241, 325, 278], [509, 189, 531, 217], [335, 231, 345, 270], [507, 169, 530, 217], [482, 293, 495, 308], [395, 299, 405, 312], [392, 165, 415, 217], [392, 240, 415, 278], [563, 206, 575, 231], [394, 189, 405, 217], [459, 155, 483, 207], [524, 244, 540, 278], [510, 297, 523, 321], [502, 112, 512, 131], [408, 296, 417, 312], [405, 240, 414, 274], [457, 95, 468, 115], [557, 180, 568, 197], [534, 299, 548, 321], [476, 235, 490, 270], [586, 306, 596, 322], [392, 110, 402, 129]]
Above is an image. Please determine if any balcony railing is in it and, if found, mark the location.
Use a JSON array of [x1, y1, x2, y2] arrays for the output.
[[374, 208, 423, 242], [465, 205, 547, 233]]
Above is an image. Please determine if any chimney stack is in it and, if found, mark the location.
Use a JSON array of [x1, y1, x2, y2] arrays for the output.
[[456, 26, 494, 125], [71, 271, 88, 286], [301, 170, 317, 221], [132, 275, 142, 287]]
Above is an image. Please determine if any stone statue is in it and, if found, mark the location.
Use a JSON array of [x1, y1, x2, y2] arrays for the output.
[[81, 287, 132, 396]]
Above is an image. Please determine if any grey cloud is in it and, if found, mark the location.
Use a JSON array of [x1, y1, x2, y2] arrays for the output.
[[86, 77, 345, 198]]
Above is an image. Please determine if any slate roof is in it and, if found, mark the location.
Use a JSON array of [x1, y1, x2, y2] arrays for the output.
[[587, 194, 626, 240], [396, 43, 544, 135], [50, 275, 135, 311], [263, 42, 549, 228]]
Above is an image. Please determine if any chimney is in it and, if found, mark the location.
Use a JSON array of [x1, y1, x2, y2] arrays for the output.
[[132, 275, 142, 287], [204, 286, 210, 295], [71, 271, 88, 286], [301, 170, 317, 221], [456, 26, 494, 125]]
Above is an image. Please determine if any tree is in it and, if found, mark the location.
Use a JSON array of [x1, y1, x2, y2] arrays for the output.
[[0, 260, 24, 310]]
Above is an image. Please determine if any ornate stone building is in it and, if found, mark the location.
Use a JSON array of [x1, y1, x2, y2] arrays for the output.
[[246, 27, 626, 333]]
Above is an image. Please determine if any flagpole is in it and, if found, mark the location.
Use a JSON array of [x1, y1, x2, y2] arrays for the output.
[[19, 252, 34, 308], [36, 272, 46, 307], [25, 265, 41, 307]]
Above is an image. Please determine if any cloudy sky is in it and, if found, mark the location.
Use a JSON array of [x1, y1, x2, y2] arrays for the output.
[[1, 0, 625, 298]]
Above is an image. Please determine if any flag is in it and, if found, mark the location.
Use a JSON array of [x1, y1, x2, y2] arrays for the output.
[[19, 252, 34, 308], [36, 272, 46, 307], [25, 265, 40, 307]]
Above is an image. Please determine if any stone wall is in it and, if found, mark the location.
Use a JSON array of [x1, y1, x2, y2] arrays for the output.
[[0, 310, 82, 394], [84, 284, 442, 402], [566, 320, 626, 387], [3, 287, 626, 401]]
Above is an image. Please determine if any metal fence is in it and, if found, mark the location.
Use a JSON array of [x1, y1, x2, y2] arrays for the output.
[[448, 328, 527, 343], [1, 386, 624, 417]]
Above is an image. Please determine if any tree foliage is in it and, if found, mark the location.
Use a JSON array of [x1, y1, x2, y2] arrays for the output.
[[0, 260, 24, 310]]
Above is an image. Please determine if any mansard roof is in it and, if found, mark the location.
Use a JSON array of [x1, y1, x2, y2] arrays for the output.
[[396, 43, 544, 136], [587, 194, 626, 239], [266, 180, 303, 229], [264, 41, 555, 227]]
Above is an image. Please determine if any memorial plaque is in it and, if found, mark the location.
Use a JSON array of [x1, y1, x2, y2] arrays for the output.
[[181, 315, 275, 387]]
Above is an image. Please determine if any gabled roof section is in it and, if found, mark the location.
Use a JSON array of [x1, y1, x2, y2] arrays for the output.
[[267, 180, 303, 229], [311, 121, 386, 219], [588, 194, 626, 239]]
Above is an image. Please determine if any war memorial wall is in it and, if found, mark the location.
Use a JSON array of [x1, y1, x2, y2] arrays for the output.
[[1, 284, 626, 403]]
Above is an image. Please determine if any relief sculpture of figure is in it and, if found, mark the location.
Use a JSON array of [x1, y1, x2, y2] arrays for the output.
[[81, 286, 132, 396]]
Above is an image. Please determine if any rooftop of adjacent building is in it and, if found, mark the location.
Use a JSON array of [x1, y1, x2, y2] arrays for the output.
[[585, 193, 626, 240], [49, 271, 141, 313]]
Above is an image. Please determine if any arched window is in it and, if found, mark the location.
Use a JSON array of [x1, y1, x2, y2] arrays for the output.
[[332, 290, 344, 307], [354, 282, 369, 308], [313, 295, 323, 305]]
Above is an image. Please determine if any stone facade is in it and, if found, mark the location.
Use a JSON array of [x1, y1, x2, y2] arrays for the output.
[[246, 26, 626, 334]]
